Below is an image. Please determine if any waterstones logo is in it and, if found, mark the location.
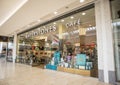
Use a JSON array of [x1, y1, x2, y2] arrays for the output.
[[26, 25, 57, 38]]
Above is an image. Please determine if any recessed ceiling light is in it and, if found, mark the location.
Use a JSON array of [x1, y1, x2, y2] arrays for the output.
[[82, 12, 86, 15], [61, 19, 64, 22], [37, 19, 41, 22], [70, 16, 74, 19], [27, 25, 30, 27], [80, 0, 85, 3], [53, 22, 56, 24], [54, 11, 58, 14]]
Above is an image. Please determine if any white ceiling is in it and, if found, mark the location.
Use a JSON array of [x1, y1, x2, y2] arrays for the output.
[[0, 0, 94, 36]]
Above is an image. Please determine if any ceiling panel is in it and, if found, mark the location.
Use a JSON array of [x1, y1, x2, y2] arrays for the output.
[[0, 0, 95, 36]]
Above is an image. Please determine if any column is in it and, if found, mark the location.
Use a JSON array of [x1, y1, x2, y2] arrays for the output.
[[95, 0, 116, 84], [13, 33, 17, 63], [79, 27, 86, 45], [58, 24, 63, 52]]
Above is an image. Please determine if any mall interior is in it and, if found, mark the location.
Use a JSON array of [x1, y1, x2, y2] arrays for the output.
[[0, 0, 120, 85]]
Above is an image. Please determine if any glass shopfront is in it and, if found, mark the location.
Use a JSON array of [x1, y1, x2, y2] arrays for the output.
[[0, 36, 13, 61], [18, 5, 98, 77], [7, 37, 14, 62], [111, 0, 120, 82], [0, 36, 8, 58]]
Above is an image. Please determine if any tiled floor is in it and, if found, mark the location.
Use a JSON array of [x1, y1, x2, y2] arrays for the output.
[[0, 58, 111, 85]]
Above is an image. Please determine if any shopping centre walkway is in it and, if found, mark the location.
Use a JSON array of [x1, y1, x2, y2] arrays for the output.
[[0, 58, 110, 85]]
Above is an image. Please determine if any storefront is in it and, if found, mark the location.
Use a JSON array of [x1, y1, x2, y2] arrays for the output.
[[14, 0, 117, 84], [17, 4, 98, 77], [0, 36, 13, 61], [0, 36, 8, 58]]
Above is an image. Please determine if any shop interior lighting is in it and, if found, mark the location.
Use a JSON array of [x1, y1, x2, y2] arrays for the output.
[[87, 28, 90, 31], [80, 0, 85, 3], [61, 19, 64, 22], [87, 26, 96, 31], [113, 22, 116, 26], [53, 22, 56, 24], [54, 11, 58, 14], [62, 32, 69, 36], [117, 22, 120, 26], [82, 12, 86, 15], [90, 27, 93, 30], [93, 27, 96, 30], [70, 16, 74, 19]]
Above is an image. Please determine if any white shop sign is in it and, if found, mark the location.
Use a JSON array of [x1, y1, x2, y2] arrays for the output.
[[26, 25, 57, 38], [66, 19, 81, 28]]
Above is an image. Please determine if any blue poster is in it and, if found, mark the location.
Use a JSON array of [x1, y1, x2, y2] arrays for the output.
[[76, 54, 86, 66]]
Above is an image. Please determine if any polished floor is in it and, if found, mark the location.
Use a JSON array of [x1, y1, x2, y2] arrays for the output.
[[0, 58, 111, 85]]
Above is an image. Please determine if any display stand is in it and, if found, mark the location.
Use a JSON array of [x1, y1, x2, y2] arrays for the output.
[[57, 66, 91, 76]]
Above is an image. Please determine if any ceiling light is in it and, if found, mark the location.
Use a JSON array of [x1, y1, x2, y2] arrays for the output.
[[27, 25, 30, 27], [70, 16, 74, 19], [37, 19, 41, 22], [80, 0, 85, 3], [82, 12, 86, 15], [53, 22, 56, 24], [54, 11, 58, 14], [61, 20, 64, 22], [89, 25, 92, 26]]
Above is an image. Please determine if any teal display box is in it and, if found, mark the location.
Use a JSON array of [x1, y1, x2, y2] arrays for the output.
[[46, 64, 57, 70], [76, 54, 86, 66]]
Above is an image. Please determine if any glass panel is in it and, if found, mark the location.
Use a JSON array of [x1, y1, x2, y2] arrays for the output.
[[113, 20, 120, 81], [111, 0, 120, 81], [111, 0, 120, 20], [0, 42, 7, 58], [6, 37, 14, 62]]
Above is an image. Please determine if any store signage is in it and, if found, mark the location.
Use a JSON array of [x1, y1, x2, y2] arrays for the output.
[[26, 25, 57, 38], [66, 19, 80, 28], [39, 25, 56, 34]]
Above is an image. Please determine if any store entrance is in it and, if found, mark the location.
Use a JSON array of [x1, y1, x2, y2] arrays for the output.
[[0, 42, 8, 68], [0, 42, 7, 59]]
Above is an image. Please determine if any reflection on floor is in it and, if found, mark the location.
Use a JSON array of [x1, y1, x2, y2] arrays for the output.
[[0, 58, 111, 85]]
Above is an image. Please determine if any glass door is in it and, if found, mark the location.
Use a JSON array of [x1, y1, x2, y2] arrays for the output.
[[113, 19, 120, 81], [0, 42, 7, 58]]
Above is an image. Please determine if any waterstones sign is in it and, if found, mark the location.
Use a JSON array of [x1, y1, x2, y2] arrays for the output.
[[24, 19, 80, 38], [26, 25, 57, 38]]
